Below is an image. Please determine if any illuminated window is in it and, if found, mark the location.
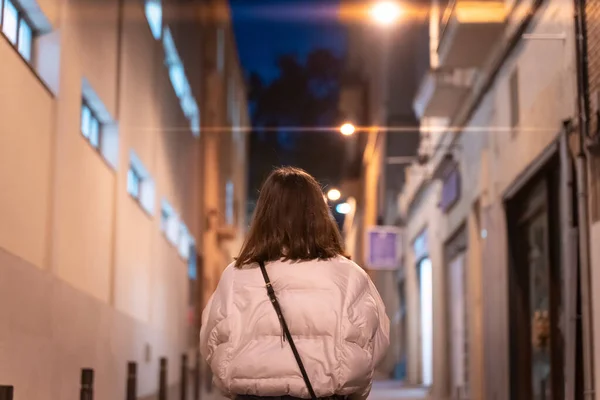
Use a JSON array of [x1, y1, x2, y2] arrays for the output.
[[127, 167, 142, 199], [144, 0, 162, 39], [163, 27, 201, 137], [188, 245, 197, 280], [160, 201, 173, 232], [225, 180, 234, 225], [81, 79, 120, 168], [81, 102, 102, 150], [178, 224, 192, 260], [18, 18, 32, 60], [169, 64, 188, 97], [1, 0, 34, 61], [161, 199, 180, 245], [419, 257, 433, 386], [128, 151, 155, 214], [2, 0, 18, 44]]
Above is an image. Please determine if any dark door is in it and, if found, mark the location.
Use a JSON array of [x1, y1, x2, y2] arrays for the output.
[[507, 160, 564, 400]]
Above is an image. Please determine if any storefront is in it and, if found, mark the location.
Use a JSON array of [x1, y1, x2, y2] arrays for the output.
[[503, 137, 576, 400]]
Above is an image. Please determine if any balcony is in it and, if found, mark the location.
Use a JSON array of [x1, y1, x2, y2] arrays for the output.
[[413, 69, 474, 120], [437, 0, 507, 69]]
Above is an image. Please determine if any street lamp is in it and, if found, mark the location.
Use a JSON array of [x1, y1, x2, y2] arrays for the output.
[[327, 188, 341, 201], [370, 1, 402, 26], [340, 122, 356, 136]]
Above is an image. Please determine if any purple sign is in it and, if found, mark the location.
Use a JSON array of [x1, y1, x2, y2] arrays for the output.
[[366, 227, 403, 270], [439, 167, 460, 212]]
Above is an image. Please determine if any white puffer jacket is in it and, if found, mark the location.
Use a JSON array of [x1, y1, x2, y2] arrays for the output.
[[200, 256, 390, 400]]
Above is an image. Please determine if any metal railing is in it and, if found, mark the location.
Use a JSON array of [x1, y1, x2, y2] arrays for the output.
[[0, 352, 201, 400]]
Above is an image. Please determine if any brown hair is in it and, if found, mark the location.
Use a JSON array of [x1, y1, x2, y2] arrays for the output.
[[235, 167, 348, 268]]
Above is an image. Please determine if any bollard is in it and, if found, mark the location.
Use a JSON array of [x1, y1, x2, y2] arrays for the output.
[[180, 354, 188, 400], [0, 386, 14, 400], [193, 350, 200, 400], [80, 369, 94, 400], [126, 362, 137, 400], [158, 357, 167, 400]]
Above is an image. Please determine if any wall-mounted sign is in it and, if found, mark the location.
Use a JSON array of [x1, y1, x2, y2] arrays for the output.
[[439, 166, 460, 213], [366, 226, 404, 270]]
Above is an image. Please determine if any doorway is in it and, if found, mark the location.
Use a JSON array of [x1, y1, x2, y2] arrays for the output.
[[444, 225, 468, 399], [418, 257, 433, 386], [507, 157, 564, 400]]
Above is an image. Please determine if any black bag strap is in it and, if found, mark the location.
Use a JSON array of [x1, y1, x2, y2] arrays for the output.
[[258, 261, 318, 400]]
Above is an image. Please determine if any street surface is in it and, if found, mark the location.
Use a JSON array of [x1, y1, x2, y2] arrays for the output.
[[369, 381, 428, 400], [199, 381, 428, 400]]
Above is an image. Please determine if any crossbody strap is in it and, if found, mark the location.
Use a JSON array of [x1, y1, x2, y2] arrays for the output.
[[258, 261, 318, 400]]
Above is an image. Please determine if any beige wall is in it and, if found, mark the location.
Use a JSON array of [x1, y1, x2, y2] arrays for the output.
[[200, 13, 249, 305], [403, 182, 446, 396], [0, 39, 54, 271], [399, 0, 578, 399], [0, 0, 246, 397]]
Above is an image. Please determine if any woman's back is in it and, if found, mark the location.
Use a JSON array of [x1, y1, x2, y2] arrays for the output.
[[199, 167, 389, 400], [200, 256, 389, 399]]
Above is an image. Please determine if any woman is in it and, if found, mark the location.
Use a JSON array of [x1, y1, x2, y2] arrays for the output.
[[200, 167, 390, 400]]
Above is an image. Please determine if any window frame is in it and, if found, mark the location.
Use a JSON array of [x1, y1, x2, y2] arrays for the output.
[[80, 100, 104, 152], [0, 0, 36, 63]]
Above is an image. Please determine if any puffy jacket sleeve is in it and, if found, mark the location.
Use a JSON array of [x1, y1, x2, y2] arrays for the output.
[[346, 270, 390, 400], [199, 265, 235, 367]]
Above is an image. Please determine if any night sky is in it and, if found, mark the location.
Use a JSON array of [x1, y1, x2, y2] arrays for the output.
[[229, 0, 347, 82], [230, 0, 350, 226]]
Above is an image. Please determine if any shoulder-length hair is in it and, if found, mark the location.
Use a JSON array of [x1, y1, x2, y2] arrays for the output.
[[235, 167, 348, 268]]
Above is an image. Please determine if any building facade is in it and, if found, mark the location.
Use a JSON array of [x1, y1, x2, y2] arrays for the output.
[[0, 0, 248, 398], [400, 0, 587, 399]]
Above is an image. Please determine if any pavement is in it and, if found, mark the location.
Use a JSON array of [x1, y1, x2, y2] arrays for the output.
[[368, 381, 429, 400], [199, 380, 429, 400]]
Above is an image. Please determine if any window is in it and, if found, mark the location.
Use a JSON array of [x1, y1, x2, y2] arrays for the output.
[[163, 27, 200, 137], [160, 201, 173, 232], [161, 199, 180, 245], [128, 151, 155, 214], [127, 166, 142, 199], [81, 102, 102, 150], [225, 180, 234, 225], [187, 245, 197, 280], [178, 223, 192, 260], [145, 0, 162, 40], [81, 80, 120, 168], [1, 0, 34, 61], [18, 17, 31, 60], [2, 0, 18, 44]]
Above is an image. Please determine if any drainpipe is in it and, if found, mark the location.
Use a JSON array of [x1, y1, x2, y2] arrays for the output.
[[573, 0, 595, 398]]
